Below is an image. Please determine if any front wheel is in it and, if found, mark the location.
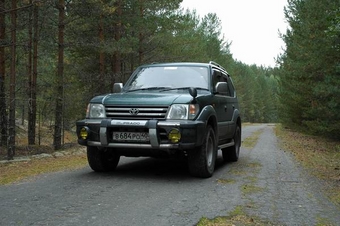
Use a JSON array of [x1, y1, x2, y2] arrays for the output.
[[188, 125, 217, 178], [87, 146, 120, 172], [222, 125, 241, 162]]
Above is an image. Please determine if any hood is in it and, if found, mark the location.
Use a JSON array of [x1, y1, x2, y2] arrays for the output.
[[91, 91, 194, 106]]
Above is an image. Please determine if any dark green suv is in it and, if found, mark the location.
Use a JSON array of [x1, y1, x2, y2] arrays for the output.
[[76, 61, 241, 178]]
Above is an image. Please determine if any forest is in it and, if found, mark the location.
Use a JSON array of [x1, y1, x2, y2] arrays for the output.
[[0, 0, 338, 159]]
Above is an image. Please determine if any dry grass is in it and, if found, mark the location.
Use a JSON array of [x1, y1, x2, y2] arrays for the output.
[[0, 123, 88, 185], [197, 215, 274, 226], [0, 147, 87, 185], [275, 124, 340, 205], [242, 129, 263, 149], [197, 206, 275, 226], [0, 124, 78, 160]]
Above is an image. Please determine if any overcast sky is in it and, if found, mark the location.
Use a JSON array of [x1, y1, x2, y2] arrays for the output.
[[180, 0, 288, 67]]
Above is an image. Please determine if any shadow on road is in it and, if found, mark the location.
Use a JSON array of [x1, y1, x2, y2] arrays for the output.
[[79, 155, 232, 181]]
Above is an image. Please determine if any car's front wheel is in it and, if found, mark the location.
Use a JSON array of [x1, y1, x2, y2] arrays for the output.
[[188, 125, 217, 178], [87, 146, 120, 172]]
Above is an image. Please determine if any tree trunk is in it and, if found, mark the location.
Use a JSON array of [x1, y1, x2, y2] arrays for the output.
[[111, 0, 121, 92], [27, 0, 34, 144], [53, 0, 64, 150], [0, 0, 7, 147], [138, 1, 144, 65], [28, 2, 38, 145], [31, 3, 38, 143], [99, 14, 105, 89], [8, 0, 17, 159]]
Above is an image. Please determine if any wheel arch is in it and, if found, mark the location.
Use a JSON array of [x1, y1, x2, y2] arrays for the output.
[[232, 109, 242, 135], [236, 116, 242, 146], [197, 105, 218, 137]]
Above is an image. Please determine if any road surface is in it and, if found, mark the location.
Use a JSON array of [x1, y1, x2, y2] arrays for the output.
[[0, 124, 339, 225]]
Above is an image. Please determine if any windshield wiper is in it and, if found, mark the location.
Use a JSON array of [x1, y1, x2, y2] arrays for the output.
[[160, 87, 209, 92], [125, 86, 172, 92]]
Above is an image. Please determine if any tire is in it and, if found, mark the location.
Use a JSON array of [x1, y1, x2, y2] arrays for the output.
[[188, 125, 217, 178], [87, 146, 120, 172], [222, 125, 241, 162]]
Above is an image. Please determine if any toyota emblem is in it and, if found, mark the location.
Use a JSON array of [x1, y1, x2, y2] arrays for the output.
[[129, 108, 139, 115]]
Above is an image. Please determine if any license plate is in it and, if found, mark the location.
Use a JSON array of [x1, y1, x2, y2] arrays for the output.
[[112, 132, 150, 141]]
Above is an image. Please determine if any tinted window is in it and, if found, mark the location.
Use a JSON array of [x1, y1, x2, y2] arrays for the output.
[[213, 70, 231, 96]]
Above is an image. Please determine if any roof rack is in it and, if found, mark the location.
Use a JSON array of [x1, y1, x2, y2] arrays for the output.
[[209, 61, 227, 72]]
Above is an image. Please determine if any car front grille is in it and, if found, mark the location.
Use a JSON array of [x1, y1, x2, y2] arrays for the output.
[[105, 106, 169, 120]]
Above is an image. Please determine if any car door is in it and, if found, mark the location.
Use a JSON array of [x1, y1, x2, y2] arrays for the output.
[[224, 74, 237, 138], [212, 69, 229, 141]]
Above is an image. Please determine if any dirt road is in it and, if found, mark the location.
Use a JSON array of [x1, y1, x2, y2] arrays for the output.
[[0, 124, 339, 225]]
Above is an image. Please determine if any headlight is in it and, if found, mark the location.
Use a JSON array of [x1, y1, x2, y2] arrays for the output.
[[86, 104, 106, 118], [166, 104, 199, 120]]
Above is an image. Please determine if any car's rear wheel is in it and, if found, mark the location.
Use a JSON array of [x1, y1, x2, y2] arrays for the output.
[[188, 125, 217, 178], [222, 125, 241, 162], [87, 146, 120, 172]]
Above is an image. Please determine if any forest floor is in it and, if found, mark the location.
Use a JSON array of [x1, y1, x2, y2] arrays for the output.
[[0, 120, 78, 160], [0, 122, 88, 185]]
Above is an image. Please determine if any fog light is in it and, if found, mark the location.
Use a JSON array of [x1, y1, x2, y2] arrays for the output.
[[168, 128, 181, 143], [80, 127, 89, 140]]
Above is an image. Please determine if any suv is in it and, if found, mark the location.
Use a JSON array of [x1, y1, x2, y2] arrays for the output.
[[76, 61, 241, 178]]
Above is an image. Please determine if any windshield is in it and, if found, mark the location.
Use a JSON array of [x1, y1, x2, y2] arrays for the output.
[[124, 65, 209, 91]]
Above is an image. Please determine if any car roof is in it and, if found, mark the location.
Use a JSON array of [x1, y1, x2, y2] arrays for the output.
[[143, 62, 210, 67]]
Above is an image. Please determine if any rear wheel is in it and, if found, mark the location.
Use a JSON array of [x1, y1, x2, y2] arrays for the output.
[[87, 146, 120, 172], [188, 125, 217, 178], [222, 125, 241, 162]]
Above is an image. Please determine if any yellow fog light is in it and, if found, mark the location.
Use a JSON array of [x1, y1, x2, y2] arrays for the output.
[[168, 128, 181, 143], [80, 127, 89, 140]]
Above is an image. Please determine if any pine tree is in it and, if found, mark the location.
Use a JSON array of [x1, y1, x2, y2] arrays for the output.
[[279, 0, 340, 139]]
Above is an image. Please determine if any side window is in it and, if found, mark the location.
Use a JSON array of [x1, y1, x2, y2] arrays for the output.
[[212, 70, 221, 90], [213, 70, 231, 96], [220, 73, 231, 96]]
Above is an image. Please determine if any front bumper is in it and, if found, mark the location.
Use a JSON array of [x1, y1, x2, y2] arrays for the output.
[[76, 119, 206, 150]]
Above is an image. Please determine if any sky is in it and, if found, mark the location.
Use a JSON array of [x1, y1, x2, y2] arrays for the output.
[[180, 0, 289, 67]]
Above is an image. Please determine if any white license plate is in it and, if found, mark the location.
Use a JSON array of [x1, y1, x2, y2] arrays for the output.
[[112, 132, 150, 141]]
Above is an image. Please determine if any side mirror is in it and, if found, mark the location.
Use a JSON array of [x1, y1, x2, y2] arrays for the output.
[[113, 83, 123, 93], [189, 87, 197, 104], [189, 87, 197, 98], [215, 82, 228, 94]]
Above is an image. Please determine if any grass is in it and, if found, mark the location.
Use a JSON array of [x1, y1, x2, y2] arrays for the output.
[[0, 123, 88, 185], [196, 206, 275, 226], [241, 184, 264, 195], [0, 147, 87, 185], [242, 129, 263, 149], [217, 178, 236, 184]]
